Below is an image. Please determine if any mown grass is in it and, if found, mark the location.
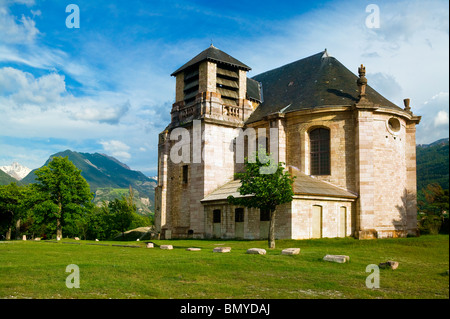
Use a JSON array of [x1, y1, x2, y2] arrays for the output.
[[0, 235, 448, 299]]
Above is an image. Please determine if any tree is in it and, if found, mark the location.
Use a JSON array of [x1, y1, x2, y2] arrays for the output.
[[227, 148, 295, 249], [418, 183, 449, 234], [110, 194, 136, 240], [0, 183, 25, 240], [33, 156, 93, 239]]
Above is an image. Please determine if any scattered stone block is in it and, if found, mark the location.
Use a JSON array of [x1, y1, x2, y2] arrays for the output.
[[379, 261, 399, 270], [160, 245, 173, 250], [146, 243, 154, 248], [213, 247, 231, 253], [22, 235, 26, 241], [74, 237, 80, 240], [247, 248, 266, 255], [136, 239, 140, 241], [323, 254, 350, 263], [34, 238, 41, 241], [186, 248, 201, 251], [281, 248, 300, 255], [95, 239, 99, 241]]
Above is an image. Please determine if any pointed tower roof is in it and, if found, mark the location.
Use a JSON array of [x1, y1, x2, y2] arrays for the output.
[[246, 50, 404, 123], [171, 45, 251, 76]]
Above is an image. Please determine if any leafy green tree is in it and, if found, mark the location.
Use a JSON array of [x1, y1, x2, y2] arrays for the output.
[[0, 183, 25, 239], [418, 183, 449, 234], [110, 194, 136, 240], [228, 148, 295, 249], [32, 156, 93, 239]]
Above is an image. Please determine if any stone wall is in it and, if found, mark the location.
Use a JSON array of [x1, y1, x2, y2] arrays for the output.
[[203, 203, 292, 240], [291, 197, 354, 239], [203, 198, 354, 240]]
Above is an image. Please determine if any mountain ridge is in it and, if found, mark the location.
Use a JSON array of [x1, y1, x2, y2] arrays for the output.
[[0, 162, 31, 180], [416, 138, 449, 191], [21, 150, 156, 211]]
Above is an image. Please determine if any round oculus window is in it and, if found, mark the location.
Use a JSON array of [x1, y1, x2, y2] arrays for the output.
[[387, 117, 401, 134]]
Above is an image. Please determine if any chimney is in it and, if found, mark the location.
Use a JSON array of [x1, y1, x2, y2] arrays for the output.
[[403, 98, 411, 112]]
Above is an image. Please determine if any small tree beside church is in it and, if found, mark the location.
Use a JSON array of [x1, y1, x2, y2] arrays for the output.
[[227, 148, 295, 249]]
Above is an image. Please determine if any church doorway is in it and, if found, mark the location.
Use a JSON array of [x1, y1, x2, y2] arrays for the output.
[[213, 209, 221, 238], [312, 205, 323, 238], [235, 208, 244, 239], [338, 206, 347, 237]]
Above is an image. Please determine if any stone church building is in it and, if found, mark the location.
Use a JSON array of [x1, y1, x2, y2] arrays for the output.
[[154, 45, 421, 240]]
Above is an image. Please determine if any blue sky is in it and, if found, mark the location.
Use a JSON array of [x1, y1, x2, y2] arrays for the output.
[[0, 0, 449, 176]]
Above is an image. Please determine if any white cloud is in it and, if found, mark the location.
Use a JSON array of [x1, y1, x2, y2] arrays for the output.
[[69, 100, 130, 124], [0, 2, 39, 44], [434, 111, 449, 127], [0, 67, 66, 108], [415, 91, 449, 144], [99, 140, 131, 161]]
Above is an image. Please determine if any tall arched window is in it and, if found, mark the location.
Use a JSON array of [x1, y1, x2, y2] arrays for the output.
[[310, 128, 330, 175]]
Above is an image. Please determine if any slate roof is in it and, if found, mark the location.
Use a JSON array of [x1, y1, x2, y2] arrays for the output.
[[171, 45, 251, 76], [201, 168, 357, 203], [246, 50, 404, 123]]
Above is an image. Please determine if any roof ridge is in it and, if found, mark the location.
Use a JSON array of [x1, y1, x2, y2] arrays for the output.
[[171, 46, 251, 76]]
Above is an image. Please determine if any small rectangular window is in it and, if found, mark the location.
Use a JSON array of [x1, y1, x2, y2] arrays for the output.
[[260, 208, 271, 221], [182, 165, 188, 184], [235, 208, 244, 222], [213, 209, 221, 223]]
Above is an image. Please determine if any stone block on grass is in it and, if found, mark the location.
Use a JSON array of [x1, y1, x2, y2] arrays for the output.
[[160, 245, 173, 250], [213, 247, 231, 253], [379, 260, 399, 270], [323, 254, 350, 263], [281, 248, 301, 255], [186, 248, 201, 251], [247, 248, 266, 255], [146, 243, 154, 248]]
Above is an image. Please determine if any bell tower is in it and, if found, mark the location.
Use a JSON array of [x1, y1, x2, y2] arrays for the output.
[[155, 45, 259, 239], [169, 44, 255, 128]]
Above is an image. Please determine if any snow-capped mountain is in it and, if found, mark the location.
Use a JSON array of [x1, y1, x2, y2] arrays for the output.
[[0, 162, 32, 181]]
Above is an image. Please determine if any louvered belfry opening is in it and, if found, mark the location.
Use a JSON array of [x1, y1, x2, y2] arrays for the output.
[[183, 65, 199, 105], [216, 64, 239, 106]]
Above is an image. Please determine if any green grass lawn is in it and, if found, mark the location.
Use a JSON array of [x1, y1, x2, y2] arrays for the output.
[[0, 235, 448, 299]]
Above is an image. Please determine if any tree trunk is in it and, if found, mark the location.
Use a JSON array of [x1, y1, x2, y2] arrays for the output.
[[56, 218, 62, 240], [57, 200, 62, 240], [268, 209, 276, 249], [6, 227, 11, 240], [15, 219, 21, 240]]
